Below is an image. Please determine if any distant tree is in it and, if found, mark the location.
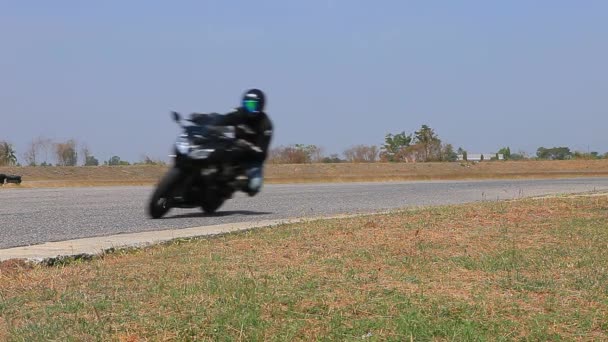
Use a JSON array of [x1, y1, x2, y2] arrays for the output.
[[0, 141, 18, 166], [497, 147, 511, 160], [107, 155, 123, 166], [509, 149, 527, 160], [268, 146, 307, 164], [137, 155, 167, 165], [456, 147, 468, 161], [23, 137, 53, 166], [296, 144, 323, 163], [441, 144, 458, 162], [343, 147, 355, 162], [24, 139, 39, 166], [322, 154, 343, 163], [413, 124, 442, 162], [398, 144, 426, 162], [381, 132, 412, 162], [268, 145, 321, 164], [573, 151, 600, 160], [381, 125, 457, 163], [105, 156, 131, 165], [80, 143, 93, 166], [55, 139, 78, 166], [85, 155, 99, 166], [343, 145, 379, 163], [537, 147, 572, 160]]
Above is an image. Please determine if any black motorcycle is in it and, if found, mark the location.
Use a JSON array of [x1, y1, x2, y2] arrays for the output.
[[147, 112, 247, 219]]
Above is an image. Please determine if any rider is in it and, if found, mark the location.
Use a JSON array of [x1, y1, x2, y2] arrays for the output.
[[191, 89, 273, 196]]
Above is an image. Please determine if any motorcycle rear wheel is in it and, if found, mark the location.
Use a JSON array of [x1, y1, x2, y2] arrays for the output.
[[147, 168, 182, 219]]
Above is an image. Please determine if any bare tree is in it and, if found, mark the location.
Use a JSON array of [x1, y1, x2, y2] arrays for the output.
[[23, 140, 38, 166], [268, 145, 317, 164], [23, 137, 51, 166], [386, 144, 425, 163], [55, 139, 78, 166], [80, 143, 91, 166], [35, 137, 54, 165], [23, 139, 39, 166], [308, 145, 324, 163], [343, 145, 379, 163], [138, 155, 166, 165]]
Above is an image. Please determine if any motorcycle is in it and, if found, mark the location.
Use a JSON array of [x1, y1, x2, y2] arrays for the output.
[[147, 111, 248, 219]]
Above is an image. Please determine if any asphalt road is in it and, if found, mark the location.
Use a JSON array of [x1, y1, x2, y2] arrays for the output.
[[2, 178, 608, 249]]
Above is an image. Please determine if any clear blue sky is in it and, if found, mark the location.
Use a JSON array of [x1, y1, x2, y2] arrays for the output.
[[1, 1, 607, 162]]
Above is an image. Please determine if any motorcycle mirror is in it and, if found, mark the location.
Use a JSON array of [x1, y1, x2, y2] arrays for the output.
[[171, 111, 181, 122]]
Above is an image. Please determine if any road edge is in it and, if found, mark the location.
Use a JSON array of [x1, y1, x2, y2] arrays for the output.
[[2, 190, 606, 264], [0, 212, 388, 264]]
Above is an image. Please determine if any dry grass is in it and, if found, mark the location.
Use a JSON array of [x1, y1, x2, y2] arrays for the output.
[[2, 159, 608, 189], [1, 195, 608, 340]]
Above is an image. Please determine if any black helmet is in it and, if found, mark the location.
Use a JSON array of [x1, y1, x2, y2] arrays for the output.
[[242, 88, 265, 114]]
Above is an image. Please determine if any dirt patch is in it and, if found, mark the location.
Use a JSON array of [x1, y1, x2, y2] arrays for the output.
[[2, 160, 608, 189]]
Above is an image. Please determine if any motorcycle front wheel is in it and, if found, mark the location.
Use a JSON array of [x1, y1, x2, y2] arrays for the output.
[[147, 168, 182, 219]]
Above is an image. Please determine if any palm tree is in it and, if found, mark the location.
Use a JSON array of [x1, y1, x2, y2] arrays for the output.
[[0, 141, 17, 166]]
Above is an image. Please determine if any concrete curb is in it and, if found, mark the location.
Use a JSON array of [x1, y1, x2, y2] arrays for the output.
[[0, 213, 382, 263]]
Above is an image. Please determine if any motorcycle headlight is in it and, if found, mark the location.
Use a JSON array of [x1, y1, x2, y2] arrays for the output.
[[175, 135, 190, 155]]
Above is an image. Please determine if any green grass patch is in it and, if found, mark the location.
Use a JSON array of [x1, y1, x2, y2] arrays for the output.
[[2, 195, 608, 340]]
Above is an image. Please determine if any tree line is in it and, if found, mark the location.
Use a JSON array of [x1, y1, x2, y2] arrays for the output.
[[269, 124, 459, 164], [2, 125, 607, 166], [267, 125, 453, 164], [0, 137, 165, 167], [268, 124, 608, 164]]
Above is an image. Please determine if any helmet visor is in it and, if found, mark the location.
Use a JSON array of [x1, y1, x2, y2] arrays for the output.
[[243, 99, 259, 113]]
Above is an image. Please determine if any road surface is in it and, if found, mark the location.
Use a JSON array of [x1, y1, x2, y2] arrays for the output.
[[2, 178, 608, 249]]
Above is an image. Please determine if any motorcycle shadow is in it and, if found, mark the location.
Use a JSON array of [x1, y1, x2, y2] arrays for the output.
[[160, 210, 273, 219]]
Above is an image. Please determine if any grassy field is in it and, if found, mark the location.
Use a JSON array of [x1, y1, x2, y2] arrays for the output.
[[1, 194, 607, 340], [2, 159, 608, 188]]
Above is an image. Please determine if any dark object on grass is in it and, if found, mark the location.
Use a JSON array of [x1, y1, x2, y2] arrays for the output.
[[0, 174, 6, 185], [5, 175, 22, 184]]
